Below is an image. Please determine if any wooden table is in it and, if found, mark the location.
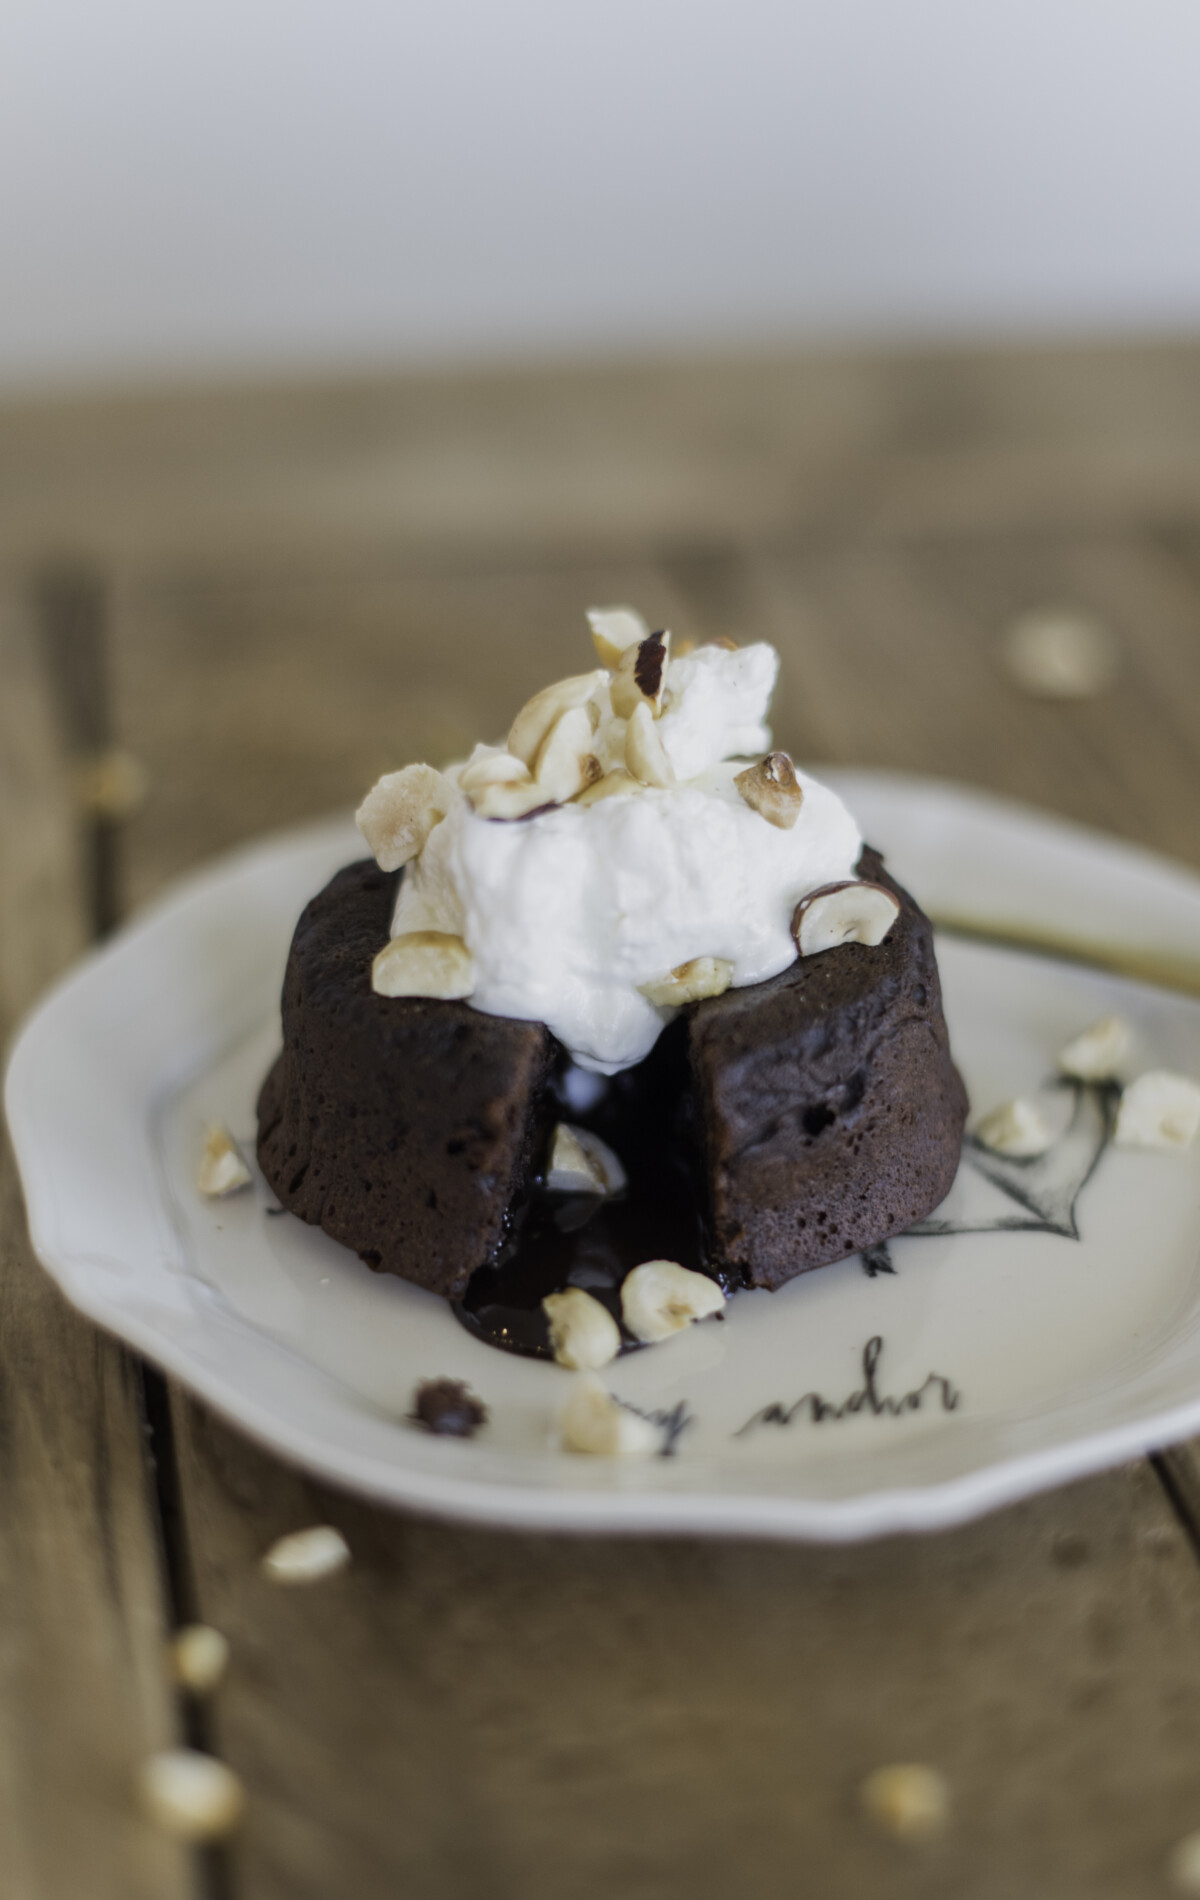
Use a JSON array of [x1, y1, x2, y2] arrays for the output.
[[5, 341, 1200, 1900]]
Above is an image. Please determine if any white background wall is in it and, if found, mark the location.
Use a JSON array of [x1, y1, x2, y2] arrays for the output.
[[4, 0, 1200, 392]]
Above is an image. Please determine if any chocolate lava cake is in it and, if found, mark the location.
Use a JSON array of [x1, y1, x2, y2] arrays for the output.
[[256, 846, 967, 1327]]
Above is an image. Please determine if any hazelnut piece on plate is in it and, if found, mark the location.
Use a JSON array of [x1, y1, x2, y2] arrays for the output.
[[543, 1288, 622, 1370], [197, 1125, 252, 1198], [559, 1374, 658, 1456], [621, 1261, 726, 1343], [1114, 1071, 1200, 1151], [972, 1097, 1055, 1158], [1057, 1013, 1133, 1082]]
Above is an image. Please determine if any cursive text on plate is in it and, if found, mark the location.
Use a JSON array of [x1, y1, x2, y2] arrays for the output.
[[735, 1335, 961, 1438]]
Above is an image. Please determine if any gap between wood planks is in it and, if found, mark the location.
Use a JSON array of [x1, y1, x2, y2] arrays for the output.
[[34, 559, 238, 1900]]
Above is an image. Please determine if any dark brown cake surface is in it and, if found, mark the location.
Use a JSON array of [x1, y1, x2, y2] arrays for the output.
[[256, 859, 555, 1300], [258, 844, 966, 1320], [687, 846, 968, 1290]]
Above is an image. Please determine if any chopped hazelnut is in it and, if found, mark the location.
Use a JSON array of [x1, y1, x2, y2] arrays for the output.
[[972, 1097, 1055, 1158], [197, 1125, 252, 1198], [543, 1288, 622, 1370], [639, 957, 734, 1008], [261, 1525, 351, 1584], [559, 1374, 658, 1456], [621, 1261, 725, 1343], [533, 705, 603, 803], [468, 778, 549, 820], [1001, 605, 1119, 698], [458, 750, 531, 796], [860, 1763, 950, 1843], [137, 1750, 245, 1841], [1114, 1071, 1200, 1151], [372, 931, 475, 1000], [572, 767, 642, 806], [1057, 1013, 1133, 1082], [356, 763, 449, 871], [734, 752, 804, 829], [507, 672, 605, 768], [545, 1123, 627, 1195], [170, 1624, 230, 1695], [586, 605, 649, 670], [624, 702, 676, 787], [792, 882, 900, 956]]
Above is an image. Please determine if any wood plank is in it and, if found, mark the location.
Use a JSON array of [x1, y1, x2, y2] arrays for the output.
[[0, 593, 189, 1899], [104, 527, 1200, 1897], [6, 341, 1200, 575]]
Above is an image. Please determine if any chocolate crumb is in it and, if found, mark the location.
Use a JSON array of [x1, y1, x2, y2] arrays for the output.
[[265, 1205, 286, 1217], [633, 630, 667, 701], [411, 1378, 489, 1438]]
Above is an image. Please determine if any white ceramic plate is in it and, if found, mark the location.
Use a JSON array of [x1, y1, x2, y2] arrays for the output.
[[8, 773, 1200, 1541]]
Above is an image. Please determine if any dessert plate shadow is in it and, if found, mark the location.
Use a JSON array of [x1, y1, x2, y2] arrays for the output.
[[8, 772, 1200, 1542]]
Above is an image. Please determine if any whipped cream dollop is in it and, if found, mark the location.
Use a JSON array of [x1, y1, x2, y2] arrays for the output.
[[363, 613, 863, 1072]]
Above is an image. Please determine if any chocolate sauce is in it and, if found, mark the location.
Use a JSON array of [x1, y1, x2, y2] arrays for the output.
[[454, 1020, 736, 1360]]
